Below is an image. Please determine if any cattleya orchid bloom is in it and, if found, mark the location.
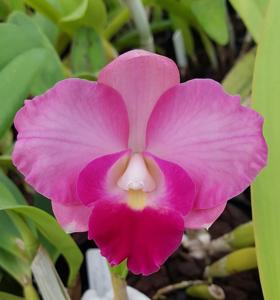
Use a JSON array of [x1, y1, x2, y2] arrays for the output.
[[13, 50, 267, 275]]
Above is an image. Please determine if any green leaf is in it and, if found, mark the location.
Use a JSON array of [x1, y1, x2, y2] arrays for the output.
[[8, 12, 65, 94], [197, 29, 218, 70], [57, 0, 77, 15], [60, 0, 107, 33], [0, 292, 23, 300], [191, 0, 229, 45], [229, 0, 269, 43], [222, 48, 256, 100], [0, 248, 31, 286], [171, 15, 195, 58], [0, 212, 29, 260], [0, 0, 10, 20], [71, 27, 106, 74], [0, 170, 26, 204], [32, 13, 59, 45], [0, 187, 83, 287], [0, 181, 37, 260], [0, 178, 82, 287], [251, 0, 280, 298], [0, 130, 13, 155], [23, 0, 61, 23], [0, 48, 47, 138], [9, 0, 25, 11]]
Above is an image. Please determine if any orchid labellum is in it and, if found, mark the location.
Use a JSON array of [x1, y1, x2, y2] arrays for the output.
[[13, 50, 267, 275]]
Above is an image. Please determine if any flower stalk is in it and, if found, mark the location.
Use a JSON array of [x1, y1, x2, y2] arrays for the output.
[[110, 272, 129, 300], [123, 0, 154, 51]]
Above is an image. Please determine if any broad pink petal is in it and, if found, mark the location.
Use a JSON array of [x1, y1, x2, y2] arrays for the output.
[[98, 50, 180, 151], [184, 203, 227, 229], [88, 201, 184, 275], [13, 79, 129, 205], [146, 79, 267, 209], [52, 202, 91, 233]]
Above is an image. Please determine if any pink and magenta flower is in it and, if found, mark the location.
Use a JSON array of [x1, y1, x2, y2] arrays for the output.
[[13, 50, 267, 275]]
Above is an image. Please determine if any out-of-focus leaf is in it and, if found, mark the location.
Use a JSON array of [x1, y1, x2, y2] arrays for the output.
[[32, 193, 53, 215], [0, 248, 31, 285], [222, 48, 256, 100], [71, 27, 106, 74], [191, 0, 229, 45], [0, 48, 47, 138], [31, 247, 71, 300], [9, 0, 25, 11], [0, 292, 23, 300], [0, 130, 13, 155], [229, 0, 269, 43], [32, 13, 59, 44], [0, 0, 24, 19], [197, 29, 218, 70], [0, 213, 28, 259], [115, 20, 172, 51], [57, 0, 77, 14], [0, 188, 83, 288], [171, 15, 194, 58], [74, 72, 97, 81], [0, 171, 26, 204], [0, 181, 37, 256], [0, 0, 10, 19], [60, 0, 107, 33], [24, 0, 60, 23], [251, 0, 280, 298], [8, 12, 65, 94]]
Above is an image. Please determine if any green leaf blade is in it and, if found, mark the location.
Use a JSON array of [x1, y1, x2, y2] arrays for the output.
[[0, 48, 47, 137], [191, 0, 229, 45], [251, 0, 280, 298]]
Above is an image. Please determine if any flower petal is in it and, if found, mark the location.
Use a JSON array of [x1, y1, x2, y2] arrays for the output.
[[98, 50, 180, 151], [77, 151, 195, 215], [144, 152, 195, 215], [146, 79, 267, 209], [77, 150, 130, 207], [77, 151, 195, 275], [52, 202, 91, 233], [88, 201, 184, 275], [184, 203, 227, 229], [13, 79, 129, 205]]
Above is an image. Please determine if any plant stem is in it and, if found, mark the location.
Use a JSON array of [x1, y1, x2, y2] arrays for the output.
[[153, 280, 205, 300], [123, 0, 154, 51], [23, 284, 40, 300], [115, 20, 172, 50], [187, 284, 225, 300], [110, 272, 129, 300], [104, 8, 131, 40]]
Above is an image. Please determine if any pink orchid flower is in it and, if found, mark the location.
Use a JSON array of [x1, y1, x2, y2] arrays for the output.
[[13, 50, 267, 275]]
